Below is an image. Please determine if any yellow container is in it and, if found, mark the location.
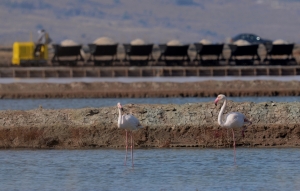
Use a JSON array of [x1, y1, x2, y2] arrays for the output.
[[12, 42, 48, 65]]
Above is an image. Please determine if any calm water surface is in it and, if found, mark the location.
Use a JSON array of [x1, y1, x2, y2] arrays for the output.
[[1, 148, 300, 191], [0, 96, 299, 110]]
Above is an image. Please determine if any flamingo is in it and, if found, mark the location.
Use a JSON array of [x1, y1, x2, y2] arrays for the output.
[[117, 102, 143, 167], [214, 94, 252, 164]]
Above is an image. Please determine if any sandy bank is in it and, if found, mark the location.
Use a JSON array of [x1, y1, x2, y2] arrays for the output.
[[0, 101, 299, 149], [0, 80, 299, 98]]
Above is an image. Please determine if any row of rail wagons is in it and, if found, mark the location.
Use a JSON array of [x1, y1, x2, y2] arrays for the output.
[[12, 42, 296, 66]]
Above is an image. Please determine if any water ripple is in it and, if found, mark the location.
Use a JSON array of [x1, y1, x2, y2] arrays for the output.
[[1, 148, 300, 190], [0, 96, 299, 110]]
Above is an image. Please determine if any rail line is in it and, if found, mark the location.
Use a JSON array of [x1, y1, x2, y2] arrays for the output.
[[0, 65, 300, 78]]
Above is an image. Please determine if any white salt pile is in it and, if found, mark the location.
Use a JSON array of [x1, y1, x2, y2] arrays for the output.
[[199, 39, 212, 45], [93, 37, 115, 45], [233, 39, 250, 46], [60, 39, 79, 46], [167, 39, 182, 46], [130, 38, 145, 45], [273, 39, 288, 44]]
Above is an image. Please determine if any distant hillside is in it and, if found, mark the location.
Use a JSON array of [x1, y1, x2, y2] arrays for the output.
[[1, 0, 300, 45]]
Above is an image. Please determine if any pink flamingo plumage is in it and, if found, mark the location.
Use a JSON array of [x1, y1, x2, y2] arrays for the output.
[[214, 94, 252, 164], [117, 103, 143, 167]]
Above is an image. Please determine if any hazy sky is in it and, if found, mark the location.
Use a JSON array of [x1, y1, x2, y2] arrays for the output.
[[1, 0, 300, 45]]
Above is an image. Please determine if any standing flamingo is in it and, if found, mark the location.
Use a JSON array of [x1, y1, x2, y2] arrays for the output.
[[214, 94, 252, 164], [117, 102, 143, 167]]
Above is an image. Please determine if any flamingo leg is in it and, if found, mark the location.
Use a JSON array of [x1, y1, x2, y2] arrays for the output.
[[124, 130, 128, 166], [231, 128, 236, 165], [131, 131, 134, 167], [242, 127, 247, 138]]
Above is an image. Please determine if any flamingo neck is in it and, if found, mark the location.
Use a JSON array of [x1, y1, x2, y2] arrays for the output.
[[218, 98, 227, 127], [118, 108, 123, 127]]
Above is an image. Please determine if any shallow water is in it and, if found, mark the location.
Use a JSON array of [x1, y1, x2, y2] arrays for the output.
[[1, 148, 300, 191], [0, 96, 299, 110]]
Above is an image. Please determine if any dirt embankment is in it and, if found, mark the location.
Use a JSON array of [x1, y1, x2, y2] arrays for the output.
[[0, 101, 299, 149], [0, 80, 299, 98]]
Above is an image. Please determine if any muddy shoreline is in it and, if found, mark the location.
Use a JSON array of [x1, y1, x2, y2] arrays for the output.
[[0, 80, 299, 98], [0, 101, 299, 149]]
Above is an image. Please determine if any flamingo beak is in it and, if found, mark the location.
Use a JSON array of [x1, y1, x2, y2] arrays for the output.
[[244, 118, 252, 125], [214, 98, 219, 106]]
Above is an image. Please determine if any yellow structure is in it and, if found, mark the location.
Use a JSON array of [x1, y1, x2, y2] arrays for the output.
[[12, 42, 48, 65]]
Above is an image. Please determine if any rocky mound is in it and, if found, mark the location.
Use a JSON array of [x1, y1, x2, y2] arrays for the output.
[[0, 101, 299, 149]]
